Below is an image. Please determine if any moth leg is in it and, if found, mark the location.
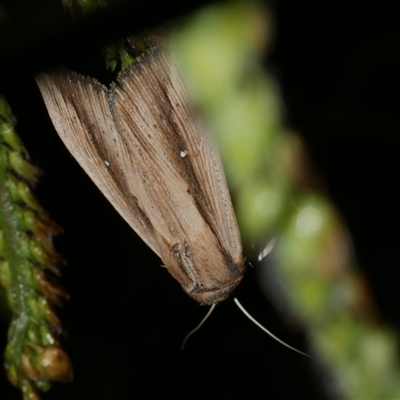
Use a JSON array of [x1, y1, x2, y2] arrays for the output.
[[171, 242, 208, 294]]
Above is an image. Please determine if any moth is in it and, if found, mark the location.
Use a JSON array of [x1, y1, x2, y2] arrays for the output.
[[36, 44, 246, 305]]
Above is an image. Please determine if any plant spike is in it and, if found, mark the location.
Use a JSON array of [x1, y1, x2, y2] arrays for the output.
[[0, 96, 72, 399]]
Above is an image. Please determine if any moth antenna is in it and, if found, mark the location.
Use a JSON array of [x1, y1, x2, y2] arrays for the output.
[[233, 298, 314, 360], [181, 303, 216, 350]]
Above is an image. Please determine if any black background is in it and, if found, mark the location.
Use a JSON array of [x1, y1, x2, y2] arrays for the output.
[[0, 0, 399, 398]]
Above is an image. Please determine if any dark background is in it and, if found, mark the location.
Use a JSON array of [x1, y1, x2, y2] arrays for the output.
[[0, 0, 399, 398]]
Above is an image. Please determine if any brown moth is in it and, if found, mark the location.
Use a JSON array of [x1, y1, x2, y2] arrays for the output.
[[36, 44, 246, 305]]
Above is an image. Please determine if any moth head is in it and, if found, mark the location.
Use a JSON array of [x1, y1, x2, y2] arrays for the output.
[[186, 274, 244, 305], [168, 241, 246, 305]]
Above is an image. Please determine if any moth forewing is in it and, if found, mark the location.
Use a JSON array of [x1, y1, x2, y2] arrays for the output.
[[35, 71, 161, 257], [36, 45, 245, 305]]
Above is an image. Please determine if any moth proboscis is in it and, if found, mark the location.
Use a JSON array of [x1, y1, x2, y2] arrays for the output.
[[36, 44, 246, 306]]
